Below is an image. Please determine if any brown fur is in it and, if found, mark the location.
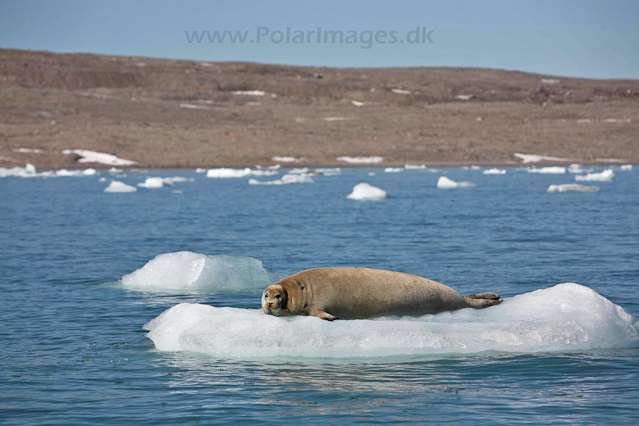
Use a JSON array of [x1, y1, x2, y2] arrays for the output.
[[262, 267, 502, 321]]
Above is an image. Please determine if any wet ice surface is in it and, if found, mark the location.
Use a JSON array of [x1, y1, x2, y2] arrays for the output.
[[2, 166, 639, 424]]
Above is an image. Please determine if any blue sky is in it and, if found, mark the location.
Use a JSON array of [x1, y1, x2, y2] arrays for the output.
[[1, 0, 638, 79]]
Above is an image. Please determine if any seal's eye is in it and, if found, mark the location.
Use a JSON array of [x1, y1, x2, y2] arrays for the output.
[[275, 294, 281, 299]]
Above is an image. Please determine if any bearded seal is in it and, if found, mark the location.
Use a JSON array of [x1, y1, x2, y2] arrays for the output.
[[262, 267, 501, 321]]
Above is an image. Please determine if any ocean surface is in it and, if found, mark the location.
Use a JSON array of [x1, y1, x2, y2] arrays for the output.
[[1, 165, 638, 424]]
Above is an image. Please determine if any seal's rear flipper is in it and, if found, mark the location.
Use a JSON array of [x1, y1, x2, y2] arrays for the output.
[[465, 293, 502, 309], [309, 308, 337, 321]]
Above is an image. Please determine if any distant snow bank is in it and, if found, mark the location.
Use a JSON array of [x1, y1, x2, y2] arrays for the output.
[[337, 156, 384, 164], [347, 183, 387, 200], [206, 168, 278, 178], [62, 149, 137, 166], [437, 176, 476, 189], [575, 169, 615, 182], [515, 153, 571, 164], [122, 251, 280, 292], [547, 184, 599, 193]]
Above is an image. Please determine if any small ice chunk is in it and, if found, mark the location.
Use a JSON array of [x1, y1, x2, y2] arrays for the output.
[[206, 168, 252, 178], [437, 176, 476, 189], [527, 167, 567, 174], [248, 174, 314, 185], [109, 167, 124, 173], [384, 167, 403, 173], [575, 169, 615, 182], [104, 181, 137, 193], [567, 164, 594, 174], [547, 184, 599, 193], [337, 156, 384, 164], [55, 169, 83, 177], [314, 168, 341, 176], [99, 177, 107, 182], [368, 172, 375, 176], [82, 168, 97, 176], [195, 168, 207, 173], [483, 168, 506, 175], [162, 177, 193, 185], [620, 165, 633, 171], [138, 177, 164, 188], [0, 163, 37, 178], [122, 251, 279, 292], [289, 168, 309, 174], [405, 164, 427, 170], [347, 183, 386, 200]]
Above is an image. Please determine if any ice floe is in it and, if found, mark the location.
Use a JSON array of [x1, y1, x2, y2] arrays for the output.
[[162, 177, 194, 185], [207, 168, 252, 178], [575, 169, 615, 182], [255, 164, 281, 170], [347, 183, 387, 200], [0, 163, 37, 178], [144, 283, 639, 358], [384, 167, 403, 173], [122, 251, 279, 292], [462, 165, 481, 170], [567, 164, 594, 174], [248, 174, 314, 185], [620, 165, 633, 171], [404, 164, 427, 170], [138, 177, 164, 188], [104, 181, 137, 193], [195, 168, 207, 173], [337, 156, 384, 164], [547, 184, 600, 193], [272, 156, 303, 163], [62, 149, 137, 166], [314, 168, 341, 176], [109, 167, 124, 174], [527, 167, 567, 174], [514, 153, 571, 164], [483, 168, 506, 175], [437, 176, 476, 189]]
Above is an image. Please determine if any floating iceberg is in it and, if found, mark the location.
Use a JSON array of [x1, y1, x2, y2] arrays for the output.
[[162, 177, 193, 185], [62, 149, 137, 166], [527, 167, 567, 174], [122, 251, 280, 292], [405, 164, 427, 170], [104, 181, 137, 193], [437, 176, 476, 189], [337, 156, 384, 164], [620, 165, 633, 171], [138, 177, 164, 188], [195, 168, 207, 173], [575, 169, 615, 182], [248, 174, 314, 185], [347, 183, 387, 200], [547, 184, 599, 193], [567, 164, 594, 174], [384, 167, 403, 173], [483, 168, 506, 175], [314, 168, 341, 176], [82, 168, 97, 176], [144, 283, 639, 358]]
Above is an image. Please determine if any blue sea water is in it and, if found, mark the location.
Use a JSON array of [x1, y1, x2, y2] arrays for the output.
[[1, 166, 638, 424]]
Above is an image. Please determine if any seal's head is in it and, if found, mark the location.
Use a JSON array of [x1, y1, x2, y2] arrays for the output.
[[262, 284, 288, 316]]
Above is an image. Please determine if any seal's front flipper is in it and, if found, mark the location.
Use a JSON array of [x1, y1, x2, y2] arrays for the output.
[[309, 308, 337, 321], [465, 293, 502, 309]]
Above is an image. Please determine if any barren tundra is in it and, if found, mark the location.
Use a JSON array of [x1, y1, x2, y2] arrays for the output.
[[1, 49, 638, 168]]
